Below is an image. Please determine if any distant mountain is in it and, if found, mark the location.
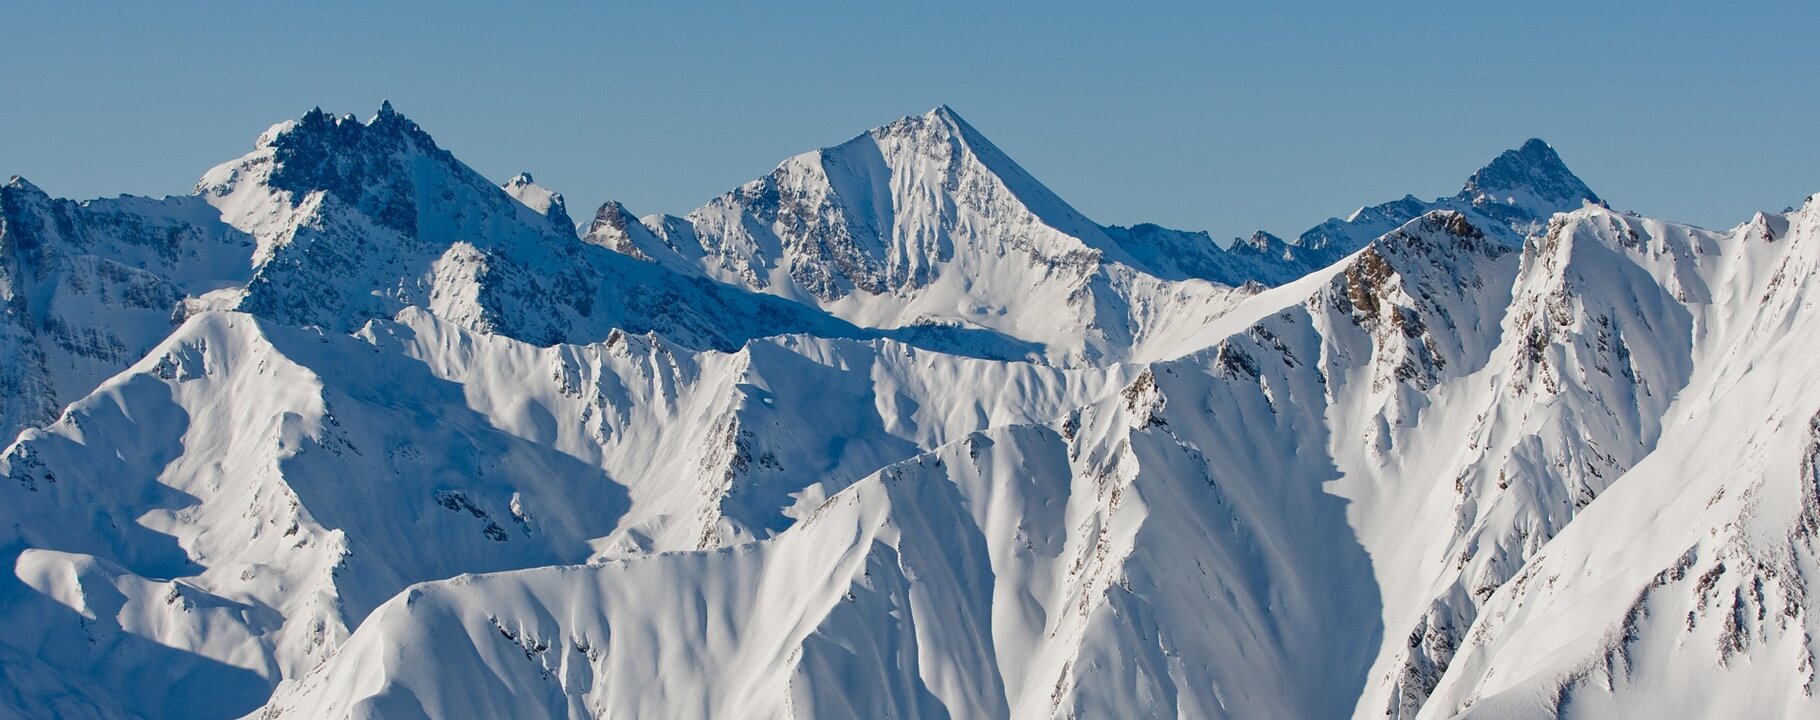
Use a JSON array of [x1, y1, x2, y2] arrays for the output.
[[5, 104, 1816, 720]]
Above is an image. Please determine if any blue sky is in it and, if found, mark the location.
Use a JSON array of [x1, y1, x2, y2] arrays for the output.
[[2, 1, 1815, 241]]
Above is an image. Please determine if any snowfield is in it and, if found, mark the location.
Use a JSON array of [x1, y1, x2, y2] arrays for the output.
[[2, 103, 1816, 719]]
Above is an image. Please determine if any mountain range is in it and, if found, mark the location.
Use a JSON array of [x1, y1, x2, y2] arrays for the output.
[[3, 103, 1813, 719]]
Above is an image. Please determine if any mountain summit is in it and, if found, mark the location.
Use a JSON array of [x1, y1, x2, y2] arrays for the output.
[[1458, 137, 1602, 224], [585, 105, 1258, 364], [1294, 137, 1601, 266]]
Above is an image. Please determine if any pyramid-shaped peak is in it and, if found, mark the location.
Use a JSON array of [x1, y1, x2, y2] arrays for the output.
[[835, 105, 1099, 240], [1459, 138, 1600, 211]]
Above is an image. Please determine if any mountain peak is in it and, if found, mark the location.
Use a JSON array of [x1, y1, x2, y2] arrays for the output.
[[924, 103, 966, 128], [1458, 138, 1600, 220], [867, 104, 972, 144], [264, 103, 438, 152], [1235, 230, 1285, 253], [239, 104, 459, 237], [502, 172, 574, 234]]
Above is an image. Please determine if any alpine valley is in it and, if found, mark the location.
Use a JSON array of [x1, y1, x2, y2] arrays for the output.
[[3, 104, 1817, 720]]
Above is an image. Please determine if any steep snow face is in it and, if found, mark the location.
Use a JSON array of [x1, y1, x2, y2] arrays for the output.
[[0, 313, 633, 719], [586, 116, 1603, 365], [589, 107, 1254, 365], [1333, 207, 1710, 719], [251, 200, 1810, 720], [368, 307, 1135, 555], [1412, 197, 1820, 719]]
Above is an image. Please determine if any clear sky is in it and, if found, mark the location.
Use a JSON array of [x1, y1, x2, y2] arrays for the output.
[[3, 1, 1815, 241]]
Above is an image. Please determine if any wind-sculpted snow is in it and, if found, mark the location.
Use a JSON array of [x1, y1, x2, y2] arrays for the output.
[[6, 101, 1819, 720], [366, 307, 1133, 554]]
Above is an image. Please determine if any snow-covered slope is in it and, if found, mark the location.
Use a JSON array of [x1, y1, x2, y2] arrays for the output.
[[1413, 197, 1820, 719], [0, 305, 1127, 719], [5, 103, 1819, 720]]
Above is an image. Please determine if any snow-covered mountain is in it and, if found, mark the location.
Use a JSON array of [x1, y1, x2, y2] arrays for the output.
[[584, 106, 1263, 366], [4, 102, 1815, 720]]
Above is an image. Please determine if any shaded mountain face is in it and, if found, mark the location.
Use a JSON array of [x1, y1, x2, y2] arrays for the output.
[[8, 103, 1810, 720], [1460, 138, 1602, 223]]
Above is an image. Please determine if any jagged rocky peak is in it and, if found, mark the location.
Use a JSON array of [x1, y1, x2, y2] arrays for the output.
[[1, 176, 48, 213], [582, 199, 653, 259], [1, 176, 55, 216], [1356, 210, 1500, 280], [200, 100, 582, 250], [0, 176, 58, 249], [240, 100, 458, 236], [1234, 230, 1286, 253], [265, 100, 440, 157], [1458, 138, 1601, 219]]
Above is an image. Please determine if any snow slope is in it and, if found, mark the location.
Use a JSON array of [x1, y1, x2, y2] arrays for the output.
[[0, 305, 1127, 719]]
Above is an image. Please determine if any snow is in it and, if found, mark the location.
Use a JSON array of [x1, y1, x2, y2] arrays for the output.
[[2, 101, 1816, 719]]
